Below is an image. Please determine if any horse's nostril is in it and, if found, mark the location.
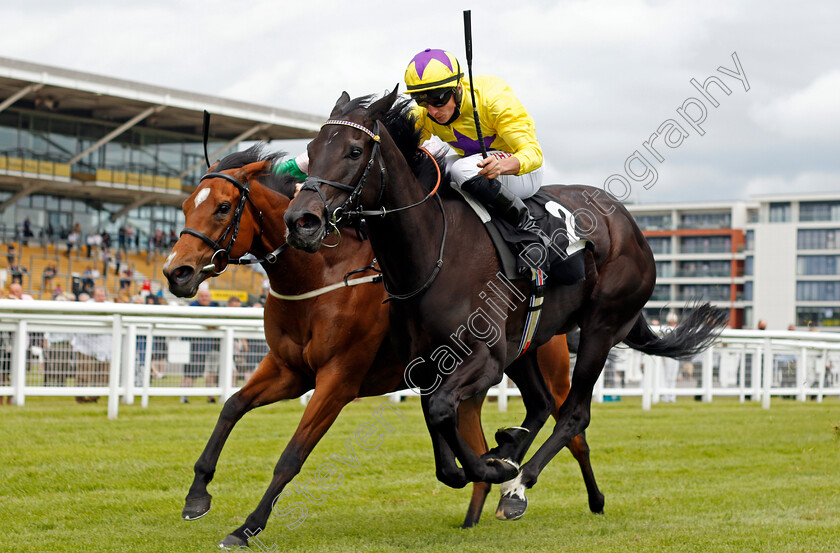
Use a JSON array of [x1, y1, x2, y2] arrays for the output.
[[297, 212, 322, 231], [172, 266, 194, 282]]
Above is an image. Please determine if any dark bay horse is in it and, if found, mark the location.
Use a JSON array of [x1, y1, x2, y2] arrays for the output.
[[163, 146, 603, 548], [284, 90, 727, 498]]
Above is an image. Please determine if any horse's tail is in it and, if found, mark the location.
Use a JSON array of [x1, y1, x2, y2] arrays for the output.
[[622, 302, 728, 359]]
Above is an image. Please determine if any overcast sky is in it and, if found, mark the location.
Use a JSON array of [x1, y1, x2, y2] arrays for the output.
[[4, 0, 838, 204]]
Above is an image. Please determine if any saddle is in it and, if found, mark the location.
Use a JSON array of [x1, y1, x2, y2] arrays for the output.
[[455, 188, 589, 284]]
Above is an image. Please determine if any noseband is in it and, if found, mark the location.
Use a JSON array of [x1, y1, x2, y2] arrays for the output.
[[298, 119, 387, 236], [180, 170, 286, 275]]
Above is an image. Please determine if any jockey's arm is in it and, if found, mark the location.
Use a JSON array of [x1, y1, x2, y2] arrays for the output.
[[273, 152, 310, 194]]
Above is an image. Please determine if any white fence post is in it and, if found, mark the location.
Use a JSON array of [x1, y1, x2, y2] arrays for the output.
[[122, 324, 137, 405], [141, 325, 153, 409], [702, 348, 714, 403], [497, 374, 508, 412], [762, 338, 773, 410], [738, 350, 747, 403], [642, 355, 652, 411], [593, 369, 604, 404], [107, 314, 122, 420], [219, 327, 234, 403], [11, 320, 27, 406], [796, 346, 808, 402], [753, 346, 763, 402]]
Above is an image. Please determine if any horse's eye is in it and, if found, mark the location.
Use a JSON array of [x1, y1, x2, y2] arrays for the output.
[[217, 203, 231, 215], [348, 146, 363, 160]]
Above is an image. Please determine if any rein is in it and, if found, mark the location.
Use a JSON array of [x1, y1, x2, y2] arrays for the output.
[[180, 170, 286, 275], [302, 118, 446, 301]]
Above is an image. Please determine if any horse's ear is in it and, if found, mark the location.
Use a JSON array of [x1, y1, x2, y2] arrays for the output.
[[369, 85, 399, 119], [234, 160, 270, 183], [331, 91, 351, 117]]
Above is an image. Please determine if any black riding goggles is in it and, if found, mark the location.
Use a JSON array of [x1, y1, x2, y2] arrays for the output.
[[411, 87, 455, 108]]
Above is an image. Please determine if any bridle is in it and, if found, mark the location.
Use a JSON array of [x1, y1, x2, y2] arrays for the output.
[[297, 117, 446, 301], [180, 170, 286, 275]]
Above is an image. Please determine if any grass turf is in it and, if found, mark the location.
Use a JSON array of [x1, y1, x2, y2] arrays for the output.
[[1, 396, 839, 552]]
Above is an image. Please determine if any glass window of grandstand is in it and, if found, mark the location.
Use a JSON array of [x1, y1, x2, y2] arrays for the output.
[[678, 260, 731, 278], [680, 235, 731, 254], [636, 213, 672, 230], [655, 261, 673, 278], [798, 229, 838, 250], [797, 255, 839, 275], [768, 202, 791, 223], [743, 281, 753, 301], [679, 212, 731, 229], [799, 201, 840, 222], [745, 229, 754, 251], [678, 284, 730, 301], [796, 307, 840, 328], [650, 284, 671, 301], [646, 236, 671, 255], [797, 281, 840, 301], [744, 256, 753, 276]]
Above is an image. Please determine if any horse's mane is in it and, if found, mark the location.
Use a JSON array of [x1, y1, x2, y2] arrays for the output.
[[212, 144, 297, 198], [382, 97, 451, 194]]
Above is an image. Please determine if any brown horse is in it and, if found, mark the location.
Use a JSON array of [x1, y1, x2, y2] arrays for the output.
[[283, 90, 727, 502], [163, 146, 603, 548]]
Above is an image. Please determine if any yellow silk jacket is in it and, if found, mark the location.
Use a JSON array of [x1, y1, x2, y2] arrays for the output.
[[411, 75, 543, 175]]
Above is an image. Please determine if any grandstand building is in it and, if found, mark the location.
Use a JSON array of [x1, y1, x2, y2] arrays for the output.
[[627, 193, 840, 330], [0, 56, 322, 300]]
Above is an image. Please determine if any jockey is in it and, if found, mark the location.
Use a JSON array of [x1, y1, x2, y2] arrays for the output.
[[404, 48, 544, 231]]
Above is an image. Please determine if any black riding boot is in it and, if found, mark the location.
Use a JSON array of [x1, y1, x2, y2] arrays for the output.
[[460, 175, 533, 229]]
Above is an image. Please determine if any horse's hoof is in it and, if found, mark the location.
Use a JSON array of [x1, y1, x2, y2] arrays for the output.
[[496, 472, 528, 521], [496, 493, 528, 521], [218, 534, 247, 550], [485, 458, 520, 483], [182, 495, 212, 520]]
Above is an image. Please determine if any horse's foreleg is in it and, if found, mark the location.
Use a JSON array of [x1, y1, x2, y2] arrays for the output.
[[488, 351, 554, 464], [220, 371, 359, 549], [519, 327, 613, 491], [426, 348, 521, 485], [457, 393, 491, 529], [421, 395, 468, 489], [183, 354, 309, 521]]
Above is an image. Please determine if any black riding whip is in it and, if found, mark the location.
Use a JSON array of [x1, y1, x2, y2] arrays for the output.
[[202, 110, 212, 168], [463, 10, 488, 159]]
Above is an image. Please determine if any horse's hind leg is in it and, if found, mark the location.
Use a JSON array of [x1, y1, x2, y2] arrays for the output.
[[458, 392, 491, 528], [538, 336, 604, 514], [567, 431, 604, 513], [183, 354, 309, 521]]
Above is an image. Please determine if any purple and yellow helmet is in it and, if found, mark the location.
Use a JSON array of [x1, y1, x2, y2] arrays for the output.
[[404, 49, 463, 94]]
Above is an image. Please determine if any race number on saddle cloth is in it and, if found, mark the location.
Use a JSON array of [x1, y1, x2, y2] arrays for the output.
[[459, 186, 589, 285]]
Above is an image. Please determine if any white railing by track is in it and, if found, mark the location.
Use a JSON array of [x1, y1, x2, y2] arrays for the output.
[[1, 299, 838, 418]]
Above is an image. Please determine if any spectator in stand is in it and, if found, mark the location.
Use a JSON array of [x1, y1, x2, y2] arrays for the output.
[[86, 231, 99, 258], [182, 287, 219, 404], [51, 283, 65, 300], [81, 265, 98, 295], [42, 263, 57, 294], [118, 226, 127, 252], [71, 286, 111, 403], [22, 217, 33, 245], [757, 319, 768, 330], [114, 250, 122, 276], [119, 266, 133, 291], [8, 282, 34, 301], [101, 249, 111, 279], [9, 262, 27, 285], [6, 244, 16, 266], [66, 228, 78, 257], [101, 231, 111, 251]]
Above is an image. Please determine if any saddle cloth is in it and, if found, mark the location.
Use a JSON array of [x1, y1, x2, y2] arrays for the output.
[[455, 188, 589, 284]]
